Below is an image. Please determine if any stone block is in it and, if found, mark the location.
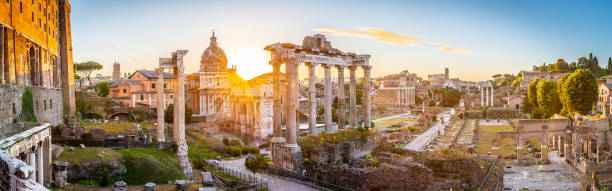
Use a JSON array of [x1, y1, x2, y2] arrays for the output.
[[144, 182, 156, 191], [199, 187, 217, 191], [201, 171, 213, 187], [89, 128, 106, 141], [175, 179, 188, 189]]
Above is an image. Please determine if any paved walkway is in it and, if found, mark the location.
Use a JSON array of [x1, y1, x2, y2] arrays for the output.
[[404, 109, 454, 151], [217, 156, 318, 191], [373, 112, 418, 122], [503, 151, 581, 191]]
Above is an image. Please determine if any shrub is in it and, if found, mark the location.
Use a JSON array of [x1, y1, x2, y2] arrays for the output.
[[245, 154, 271, 172], [222, 137, 230, 146], [19, 88, 37, 122], [225, 146, 243, 157], [246, 146, 260, 154], [229, 139, 242, 146], [81, 133, 92, 140]]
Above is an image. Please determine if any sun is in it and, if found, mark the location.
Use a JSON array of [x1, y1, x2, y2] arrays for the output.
[[227, 48, 271, 80]]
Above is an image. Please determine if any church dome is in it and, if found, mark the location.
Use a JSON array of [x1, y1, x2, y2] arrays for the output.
[[200, 31, 227, 71]]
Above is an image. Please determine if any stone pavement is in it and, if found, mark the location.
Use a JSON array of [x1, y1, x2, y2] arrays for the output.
[[404, 109, 454, 151], [503, 151, 580, 191]]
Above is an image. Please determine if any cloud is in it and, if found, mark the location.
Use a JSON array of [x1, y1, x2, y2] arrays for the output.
[[313, 27, 468, 54]]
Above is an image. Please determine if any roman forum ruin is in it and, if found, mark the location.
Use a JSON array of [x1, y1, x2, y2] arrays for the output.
[[155, 50, 192, 178], [265, 34, 371, 173]]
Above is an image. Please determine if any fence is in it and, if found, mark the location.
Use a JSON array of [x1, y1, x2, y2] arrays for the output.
[[204, 159, 270, 190]]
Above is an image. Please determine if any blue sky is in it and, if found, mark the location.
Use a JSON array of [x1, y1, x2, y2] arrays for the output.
[[70, 0, 612, 81]]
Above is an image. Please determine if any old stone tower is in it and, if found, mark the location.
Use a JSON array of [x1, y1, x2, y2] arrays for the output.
[[112, 62, 121, 81]]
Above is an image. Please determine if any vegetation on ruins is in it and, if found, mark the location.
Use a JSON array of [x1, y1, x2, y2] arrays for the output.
[[117, 146, 187, 185], [18, 88, 37, 122], [298, 127, 374, 158], [75, 61, 103, 89], [433, 88, 465, 107], [523, 69, 597, 118]]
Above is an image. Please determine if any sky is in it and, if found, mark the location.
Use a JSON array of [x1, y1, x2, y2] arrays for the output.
[[70, 0, 612, 81]]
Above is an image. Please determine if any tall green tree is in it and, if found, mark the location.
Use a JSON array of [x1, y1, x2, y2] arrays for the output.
[[608, 57, 612, 74], [536, 80, 560, 118], [526, 79, 541, 118], [560, 69, 598, 115], [75, 61, 103, 88], [557, 73, 571, 114], [96, 82, 110, 97]]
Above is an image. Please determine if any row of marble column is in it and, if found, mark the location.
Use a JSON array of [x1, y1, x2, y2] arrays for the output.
[[271, 60, 371, 147], [480, 86, 494, 106], [26, 140, 48, 184]]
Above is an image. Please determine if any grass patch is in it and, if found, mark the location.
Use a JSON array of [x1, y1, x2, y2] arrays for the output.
[[80, 120, 154, 135], [117, 146, 186, 185], [374, 118, 417, 128], [476, 125, 516, 157], [54, 147, 122, 164]]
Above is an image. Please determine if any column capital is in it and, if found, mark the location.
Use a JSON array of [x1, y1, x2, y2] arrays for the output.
[[362, 65, 372, 70], [322, 63, 333, 69], [269, 60, 283, 66], [348, 65, 358, 70], [305, 62, 319, 67], [335, 65, 346, 70]]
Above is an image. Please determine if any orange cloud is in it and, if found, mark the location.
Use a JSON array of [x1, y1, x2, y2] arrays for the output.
[[313, 27, 468, 54]]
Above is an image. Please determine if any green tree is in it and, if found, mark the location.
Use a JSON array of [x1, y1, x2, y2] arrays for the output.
[[536, 80, 560, 118], [608, 57, 612, 74], [164, 104, 194, 124], [75, 61, 103, 88], [560, 69, 598, 115], [510, 76, 522, 87], [19, 88, 37, 122], [96, 82, 110, 97], [527, 79, 540, 107], [557, 73, 571, 114]]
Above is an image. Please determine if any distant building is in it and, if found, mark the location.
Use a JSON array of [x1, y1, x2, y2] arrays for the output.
[[519, 71, 565, 92], [113, 62, 121, 81], [109, 70, 175, 109], [596, 83, 612, 115]]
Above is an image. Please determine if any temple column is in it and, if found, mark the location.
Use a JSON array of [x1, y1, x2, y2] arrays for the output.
[[29, 150, 36, 181], [323, 64, 333, 132], [517, 145, 524, 162], [363, 66, 372, 129], [36, 144, 43, 184], [156, 68, 165, 143], [481, 86, 484, 106], [541, 144, 549, 162], [491, 86, 494, 107], [271, 61, 284, 142], [336, 65, 346, 129], [349, 66, 357, 128], [306, 63, 317, 135], [173, 50, 188, 157], [485, 87, 490, 106], [285, 60, 298, 146]]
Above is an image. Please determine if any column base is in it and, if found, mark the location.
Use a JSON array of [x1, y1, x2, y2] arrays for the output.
[[270, 142, 301, 175], [271, 137, 286, 144]]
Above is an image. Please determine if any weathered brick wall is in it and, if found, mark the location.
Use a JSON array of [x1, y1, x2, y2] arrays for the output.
[[0, 84, 63, 135]]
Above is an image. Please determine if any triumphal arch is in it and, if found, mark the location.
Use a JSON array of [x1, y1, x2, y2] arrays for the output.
[[265, 34, 371, 173]]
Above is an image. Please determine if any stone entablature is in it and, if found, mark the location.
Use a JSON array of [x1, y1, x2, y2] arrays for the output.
[[266, 34, 372, 174], [0, 123, 52, 188]]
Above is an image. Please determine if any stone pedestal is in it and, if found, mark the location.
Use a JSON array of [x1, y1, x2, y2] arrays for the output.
[[144, 183, 156, 191], [113, 181, 127, 191], [270, 141, 301, 174], [52, 162, 68, 187]]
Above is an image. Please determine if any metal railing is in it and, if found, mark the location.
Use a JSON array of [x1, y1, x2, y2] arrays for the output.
[[204, 159, 270, 190]]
